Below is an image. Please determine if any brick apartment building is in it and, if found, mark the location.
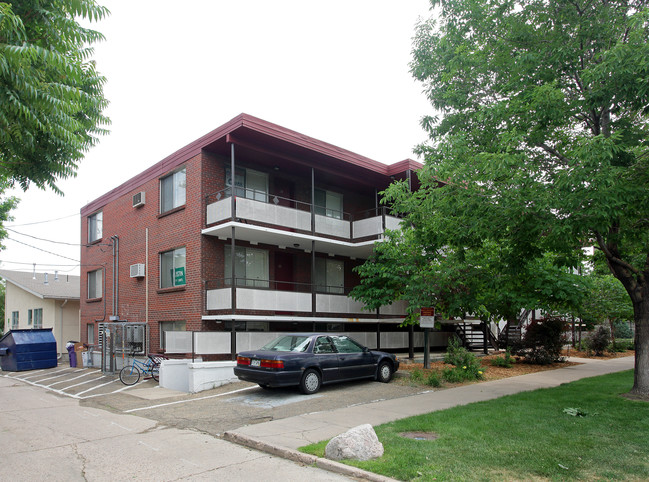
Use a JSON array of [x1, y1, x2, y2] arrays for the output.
[[80, 114, 427, 357]]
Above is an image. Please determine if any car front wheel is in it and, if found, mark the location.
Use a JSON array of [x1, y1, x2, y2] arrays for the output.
[[300, 368, 321, 394], [376, 361, 393, 383]]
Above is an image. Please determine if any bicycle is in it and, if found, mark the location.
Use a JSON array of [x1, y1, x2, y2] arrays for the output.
[[119, 353, 169, 386]]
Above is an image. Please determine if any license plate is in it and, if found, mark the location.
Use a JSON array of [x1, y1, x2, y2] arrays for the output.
[[251, 359, 261, 367]]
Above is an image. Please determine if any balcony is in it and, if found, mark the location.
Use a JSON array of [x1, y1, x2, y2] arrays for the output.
[[203, 189, 402, 258], [205, 278, 408, 318]]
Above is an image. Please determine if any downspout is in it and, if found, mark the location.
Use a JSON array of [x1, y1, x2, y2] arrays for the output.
[[111, 235, 119, 319], [311, 168, 316, 329], [145, 228, 149, 324], [57, 299, 69, 359]]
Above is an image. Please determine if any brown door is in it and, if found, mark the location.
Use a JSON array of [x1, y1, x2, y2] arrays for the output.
[[275, 252, 294, 292], [274, 178, 295, 208]]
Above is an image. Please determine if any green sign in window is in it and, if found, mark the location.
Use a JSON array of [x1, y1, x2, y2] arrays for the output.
[[174, 267, 186, 286]]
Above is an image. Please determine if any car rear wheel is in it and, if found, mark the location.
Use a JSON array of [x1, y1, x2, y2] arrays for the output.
[[376, 361, 393, 383], [300, 368, 321, 394]]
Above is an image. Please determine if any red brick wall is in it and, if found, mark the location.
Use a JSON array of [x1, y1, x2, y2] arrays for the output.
[[80, 150, 383, 351], [80, 153, 207, 351]]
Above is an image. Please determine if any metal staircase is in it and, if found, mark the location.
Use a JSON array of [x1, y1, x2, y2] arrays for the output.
[[498, 309, 531, 348], [454, 320, 499, 352]]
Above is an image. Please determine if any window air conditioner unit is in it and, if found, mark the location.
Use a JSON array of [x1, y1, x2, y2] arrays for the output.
[[130, 263, 145, 278], [132, 191, 145, 208]]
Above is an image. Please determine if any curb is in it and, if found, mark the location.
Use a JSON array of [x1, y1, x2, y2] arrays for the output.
[[223, 430, 397, 482]]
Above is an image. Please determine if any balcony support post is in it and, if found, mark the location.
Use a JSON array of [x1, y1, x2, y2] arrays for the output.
[[310, 167, 315, 234], [230, 141, 237, 317], [376, 314, 381, 350], [311, 240, 316, 326]]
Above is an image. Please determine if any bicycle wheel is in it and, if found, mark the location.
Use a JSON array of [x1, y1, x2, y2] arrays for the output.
[[150, 361, 160, 382], [119, 364, 141, 385]]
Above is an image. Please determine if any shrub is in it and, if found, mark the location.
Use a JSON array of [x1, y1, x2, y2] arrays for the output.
[[613, 338, 635, 351], [444, 336, 476, 367], [426, 370, 442, 387], [490, 349, 515, 368], [442, 336, 485, 382], [613, 321, 634, 339], [410, 367, 424, 383], [514, 317, 567, 365], [442, 364, 485, 383], [586, 325, 611, 356]]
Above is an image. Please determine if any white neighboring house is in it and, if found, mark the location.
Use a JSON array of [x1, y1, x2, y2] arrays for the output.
[[0, 270, 80, 357]]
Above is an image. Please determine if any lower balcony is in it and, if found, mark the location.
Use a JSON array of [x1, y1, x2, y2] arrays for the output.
[[205, 279, 407, 317]]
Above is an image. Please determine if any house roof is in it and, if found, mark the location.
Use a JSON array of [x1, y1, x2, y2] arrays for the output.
[[0, 269, 80, 300], [81, 113, 423, 216]]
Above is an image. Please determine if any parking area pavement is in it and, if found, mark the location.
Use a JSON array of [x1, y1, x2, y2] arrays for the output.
[[0, 374, 351, 481], [2, 363, 427, 438]]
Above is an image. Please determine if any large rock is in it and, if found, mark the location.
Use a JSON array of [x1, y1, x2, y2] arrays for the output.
[[324, 424, 384, 461]]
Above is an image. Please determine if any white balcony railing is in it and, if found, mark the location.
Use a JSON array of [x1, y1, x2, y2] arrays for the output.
[[206, 287, 407, 316], [206, 196, 400, 240]]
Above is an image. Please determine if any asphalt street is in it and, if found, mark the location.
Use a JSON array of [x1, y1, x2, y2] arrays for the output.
[[3, 365, 425, 437]]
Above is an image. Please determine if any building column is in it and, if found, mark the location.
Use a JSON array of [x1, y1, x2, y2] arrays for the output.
[[230, 142, 237, 360]]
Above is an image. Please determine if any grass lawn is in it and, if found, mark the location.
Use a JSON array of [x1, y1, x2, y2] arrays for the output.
[[300, 370, 649, 481]]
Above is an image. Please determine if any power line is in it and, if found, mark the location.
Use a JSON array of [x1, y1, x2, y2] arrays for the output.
[[6, 212, 79, 227], [0, 260, 79, 268], [7, 238, 80, 262], [6, 228, 80, 246]]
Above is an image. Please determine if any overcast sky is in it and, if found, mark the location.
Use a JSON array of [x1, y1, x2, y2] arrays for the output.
[[1, 0, 434, 277]]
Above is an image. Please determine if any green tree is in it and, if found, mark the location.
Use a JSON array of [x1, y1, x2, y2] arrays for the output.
[[581, 274, 634, 346], [0, 0, 110, 194], [408, 0, 649, 395]]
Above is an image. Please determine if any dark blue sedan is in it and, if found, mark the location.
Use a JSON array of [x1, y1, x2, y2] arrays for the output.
[[234, 333, 399, 394]]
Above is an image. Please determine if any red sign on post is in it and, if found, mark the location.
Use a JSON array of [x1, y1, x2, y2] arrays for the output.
[[420, 307, 436, 328]]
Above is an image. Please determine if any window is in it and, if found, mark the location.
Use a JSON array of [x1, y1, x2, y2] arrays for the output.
[[11, 311, 18, 329], [88, 269, 102, 299], [160, 320, 186, 350], [28, 309, 32, 326], [314, 336, 336, 354], [314, 189, 343, 219], [33, 308, 42, 329], [225, 246, 269, 287], [331, 335, 364, 354], [160, 167, 186, 213], [160, 247, 186, 288], [315, 258, 344, 294], [88, 211, 102, 243], [226, 167, 268, 202], [87, 323, 95, 345]]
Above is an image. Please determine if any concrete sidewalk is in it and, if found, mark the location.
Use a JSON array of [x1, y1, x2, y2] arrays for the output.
[[224, 356, 635, 480]]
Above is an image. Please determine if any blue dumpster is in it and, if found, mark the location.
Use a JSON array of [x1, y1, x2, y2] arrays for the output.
[[0, 329, 58, 371]]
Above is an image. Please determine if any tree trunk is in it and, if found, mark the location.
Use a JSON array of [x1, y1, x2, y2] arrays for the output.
[[630, 296, 649, 396]]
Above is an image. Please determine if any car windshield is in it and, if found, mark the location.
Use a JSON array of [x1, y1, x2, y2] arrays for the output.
[[260, 335, 311, 352]]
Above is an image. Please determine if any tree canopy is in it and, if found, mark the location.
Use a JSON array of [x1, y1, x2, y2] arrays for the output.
[[0, 0, 110, 194], [354, 0, 649, 395]]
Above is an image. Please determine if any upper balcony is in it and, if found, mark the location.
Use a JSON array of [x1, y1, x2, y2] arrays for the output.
[[202, 188, 403, 258]]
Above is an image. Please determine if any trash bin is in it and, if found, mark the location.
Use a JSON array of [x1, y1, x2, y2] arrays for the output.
[[0, 329, 58, 371], [66, 341, 77, 367]]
